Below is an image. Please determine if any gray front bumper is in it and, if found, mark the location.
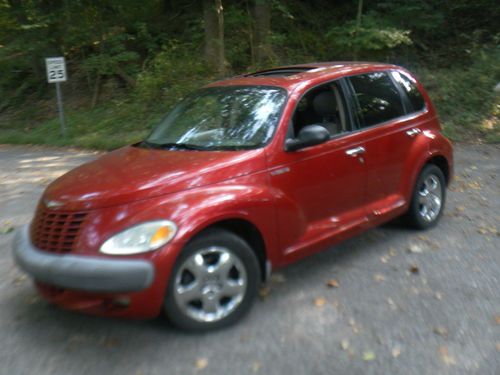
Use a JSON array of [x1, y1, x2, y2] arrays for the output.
[[12, 225, 155, 293]]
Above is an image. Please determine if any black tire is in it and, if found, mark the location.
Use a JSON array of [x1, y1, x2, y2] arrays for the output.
[[405, 164, 446, 230], [164, 228, 260, 331]]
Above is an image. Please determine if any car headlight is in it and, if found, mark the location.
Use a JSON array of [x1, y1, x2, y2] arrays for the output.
[[100, 220, 177, 255]]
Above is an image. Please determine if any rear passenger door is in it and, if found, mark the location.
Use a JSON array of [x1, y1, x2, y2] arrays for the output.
[[345, 70, 424, 213]]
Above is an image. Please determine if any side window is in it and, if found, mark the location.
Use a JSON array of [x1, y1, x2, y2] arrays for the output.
[[349, 72, 405, 128], [290, 81, 348, 138], [391, 71, 426, 112]]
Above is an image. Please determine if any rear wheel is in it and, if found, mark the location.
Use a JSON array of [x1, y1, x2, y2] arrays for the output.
[[405, 164, 446, 229], [164, 229, 260, 331]]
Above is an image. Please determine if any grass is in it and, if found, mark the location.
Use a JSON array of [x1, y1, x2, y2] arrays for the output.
[[1, 53, 498, 150], [0, 100, 164, 150]]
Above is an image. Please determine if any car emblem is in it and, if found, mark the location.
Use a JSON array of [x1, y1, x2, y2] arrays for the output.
[[44, 199, 64, 209]]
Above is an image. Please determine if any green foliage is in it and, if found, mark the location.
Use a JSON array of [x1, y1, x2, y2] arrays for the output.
[[417, 46, 500, 141], [224, 5, 253, 70], [81, 33, 140, 77], [327, 12, 412, 57], [0, 0, 499, 147], [134, 41, 210, 105]]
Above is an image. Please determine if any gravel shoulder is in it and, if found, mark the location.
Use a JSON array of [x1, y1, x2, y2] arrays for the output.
[[0, 143, 499, 375]]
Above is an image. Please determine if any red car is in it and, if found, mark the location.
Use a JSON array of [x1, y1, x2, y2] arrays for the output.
[[13, 62, 453, 331]]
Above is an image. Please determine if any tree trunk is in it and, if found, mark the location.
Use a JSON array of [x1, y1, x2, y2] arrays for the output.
[[91, 74, 101, 109], [254, 0, 272, 65], [203, 0, 226, 76], [353, 0, 363, 60]]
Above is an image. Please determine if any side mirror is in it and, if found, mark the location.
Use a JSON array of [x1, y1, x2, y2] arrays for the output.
[[285, 125, 330, 151]]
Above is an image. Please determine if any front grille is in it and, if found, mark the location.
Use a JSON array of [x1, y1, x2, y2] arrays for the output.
[[31, 206, 87, 253]]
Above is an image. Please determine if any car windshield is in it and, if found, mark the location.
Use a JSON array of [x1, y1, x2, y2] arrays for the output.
[[142, 86, 287, 151]]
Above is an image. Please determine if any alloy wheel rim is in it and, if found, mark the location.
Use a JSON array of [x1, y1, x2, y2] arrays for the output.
[[173, 246, 247, 323], [417, 174, 442, 222]]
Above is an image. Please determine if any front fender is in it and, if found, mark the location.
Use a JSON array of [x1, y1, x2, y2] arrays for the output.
[[165, 183, 281, 264], [101, 171, 281, 268]]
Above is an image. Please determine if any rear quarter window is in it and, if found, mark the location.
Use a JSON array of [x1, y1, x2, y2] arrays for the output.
[[391, 71, 426, 112], [348, 71, 405, 128]]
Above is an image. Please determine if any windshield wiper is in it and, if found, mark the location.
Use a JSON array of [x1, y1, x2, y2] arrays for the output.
[[139, 141, 257, 151], [143, 141, 212, 151]]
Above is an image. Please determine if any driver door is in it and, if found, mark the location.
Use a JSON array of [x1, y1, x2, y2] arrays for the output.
[[267, 80, 368, 261]]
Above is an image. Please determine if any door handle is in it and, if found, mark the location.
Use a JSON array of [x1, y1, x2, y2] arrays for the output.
[[345, 146, 366, 157], [406, 128, 421, 137]]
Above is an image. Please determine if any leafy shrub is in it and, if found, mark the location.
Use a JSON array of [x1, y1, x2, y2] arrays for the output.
[[327, 12, 412, 59], [134, 41, 210, 107], [418, 46, 500, 140]]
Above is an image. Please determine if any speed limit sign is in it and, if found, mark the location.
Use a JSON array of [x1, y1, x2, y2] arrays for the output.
[[45, 57, 67, 83], [45, 56, 67, 136]]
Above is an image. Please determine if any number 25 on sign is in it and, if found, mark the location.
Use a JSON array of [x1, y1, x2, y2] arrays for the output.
[[45, 57, 67, 136]]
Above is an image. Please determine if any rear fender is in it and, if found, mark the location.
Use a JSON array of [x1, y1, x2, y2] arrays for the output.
[[401, 131, 453, 201]]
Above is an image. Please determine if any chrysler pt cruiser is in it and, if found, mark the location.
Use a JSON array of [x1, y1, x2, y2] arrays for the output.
[[13, 62, 453, 331]]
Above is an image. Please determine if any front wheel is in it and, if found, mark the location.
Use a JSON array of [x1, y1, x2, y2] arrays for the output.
[[405, 164, 446, 229], [164, 229, 260, 331]]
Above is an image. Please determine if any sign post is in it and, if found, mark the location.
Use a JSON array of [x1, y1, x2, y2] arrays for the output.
[[45, 57, 67, 137]]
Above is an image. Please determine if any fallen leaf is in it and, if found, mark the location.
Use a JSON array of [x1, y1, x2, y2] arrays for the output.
[[26, 296, 40, 305], [13, 275, 27, 285], [68, 334, 89, 344], [456, 206, 466, 212], [435, 292, 443, 300], [409, 264, 419, 274], [314, 297, 326, 307], [388, 247, 397, 257], [438, 346, 456, 366], [380, 255, 389, 263], [362, 351, 376, 361], [467, 181, 481, 190], [348, 318, 360, 333], [340, 339, 349, 350], [100, 338, 120, 348], [392, 346, 401, 358], [418, 236, 441, 250], [270, 273, 286, 283], [195, 358, 208, 370], [258, 286, 271, 300], [387, 298, 397, 310], [251, 361, 261, 372], [433, 326, 448, 337], [408, 243, 423, 253], [496, 342, 500, 352], [373, 274, 385, 282], [478, 225, 498, 235], [326, 279, 339, 288], [495, 315, 500, 325], [0, 225, 14, 234]]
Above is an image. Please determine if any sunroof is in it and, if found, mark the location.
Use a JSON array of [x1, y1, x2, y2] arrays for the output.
[[246, 67, 315, 77]]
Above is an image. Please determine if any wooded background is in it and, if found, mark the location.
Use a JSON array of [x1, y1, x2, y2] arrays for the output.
[[0, 0, 498, 148]]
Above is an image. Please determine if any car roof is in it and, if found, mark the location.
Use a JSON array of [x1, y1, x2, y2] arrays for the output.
[[206, 61, 401, 92]]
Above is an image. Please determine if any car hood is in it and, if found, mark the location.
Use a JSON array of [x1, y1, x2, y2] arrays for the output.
[[42, 145, 267, 210]]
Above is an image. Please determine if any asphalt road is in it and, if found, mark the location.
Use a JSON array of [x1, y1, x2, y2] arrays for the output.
[[0, 143, 498, 375]]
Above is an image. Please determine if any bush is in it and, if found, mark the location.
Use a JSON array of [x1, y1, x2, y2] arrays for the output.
[[417, 46, 499, 141], [134, 42, 211, 107]]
